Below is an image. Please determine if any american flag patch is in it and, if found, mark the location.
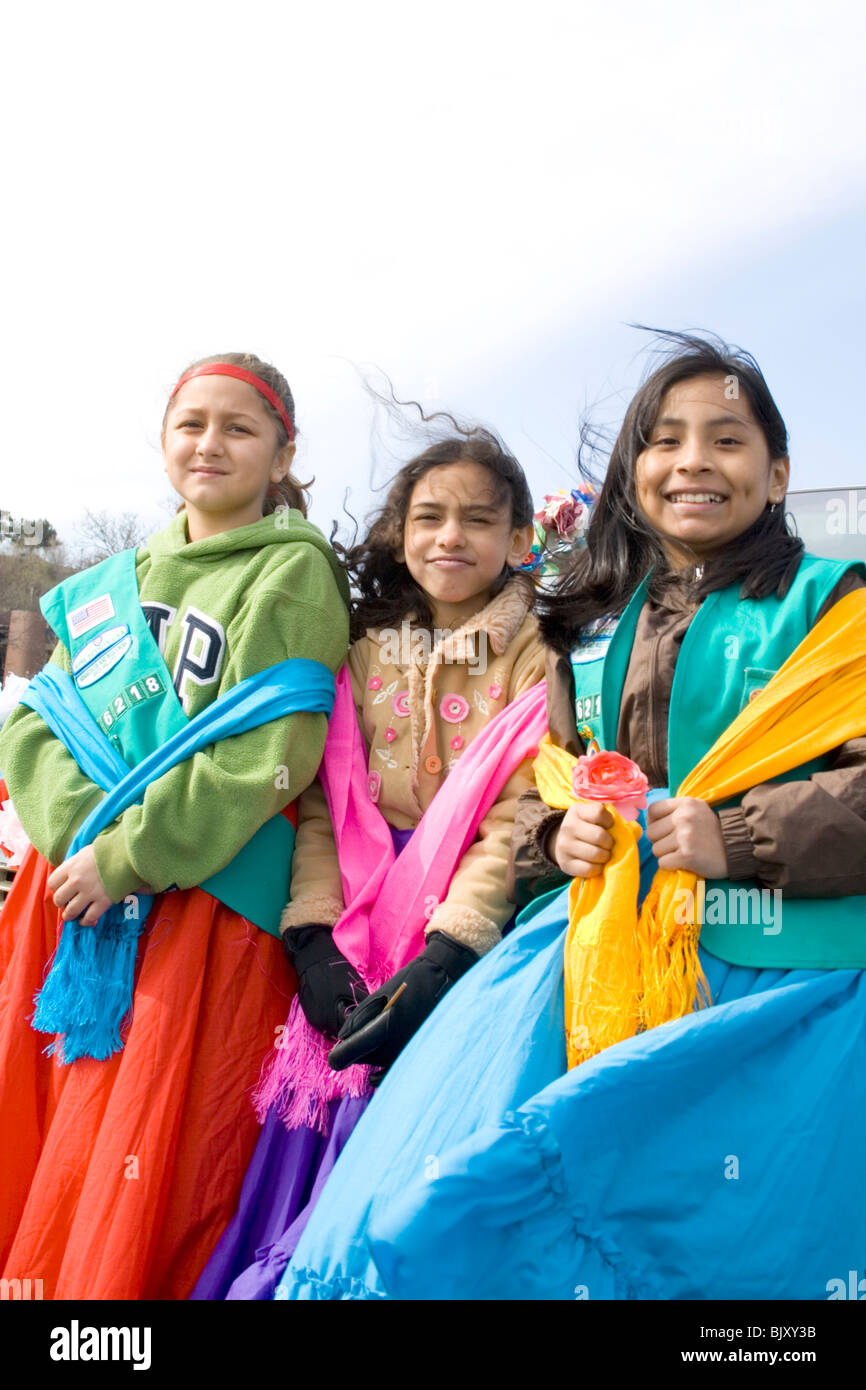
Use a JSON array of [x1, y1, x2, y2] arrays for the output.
[[68, 593, 116, 639]]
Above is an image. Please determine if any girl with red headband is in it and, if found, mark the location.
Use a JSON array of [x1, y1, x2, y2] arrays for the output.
[[0, 352, 350, 1299]]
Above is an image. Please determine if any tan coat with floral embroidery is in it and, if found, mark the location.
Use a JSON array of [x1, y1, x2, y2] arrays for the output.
[[282, 573, 546, 955]]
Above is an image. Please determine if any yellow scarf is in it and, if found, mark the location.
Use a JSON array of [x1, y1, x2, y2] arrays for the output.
[[534, 588, 866, 1069]]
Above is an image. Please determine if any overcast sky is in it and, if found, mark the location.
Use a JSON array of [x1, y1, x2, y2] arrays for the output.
[[2, 0, 865, 547]]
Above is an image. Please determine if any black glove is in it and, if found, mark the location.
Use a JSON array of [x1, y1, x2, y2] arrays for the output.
[[282, 924, 369, 1039], [327, 931, 478, 1074]]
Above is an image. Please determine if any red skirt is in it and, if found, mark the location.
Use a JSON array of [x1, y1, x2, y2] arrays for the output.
[[0, 845, 295, 1299]]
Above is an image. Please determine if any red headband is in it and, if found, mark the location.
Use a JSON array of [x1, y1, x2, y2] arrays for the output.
[[169, 363, 295, 442]]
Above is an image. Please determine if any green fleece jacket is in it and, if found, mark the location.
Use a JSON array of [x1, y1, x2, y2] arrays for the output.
[[0, 510, 350, 902]]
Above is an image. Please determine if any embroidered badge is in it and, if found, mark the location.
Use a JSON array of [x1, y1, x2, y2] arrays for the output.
[[71, 624, 130, 675], [577, 722, 601, 756], [68, 593, 116, 640], [571, 616, 618, 666], [76, 635, 133, 688]]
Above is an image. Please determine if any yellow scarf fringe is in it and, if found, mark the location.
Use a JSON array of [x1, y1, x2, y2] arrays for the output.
[[535, 588, 866, 1069]]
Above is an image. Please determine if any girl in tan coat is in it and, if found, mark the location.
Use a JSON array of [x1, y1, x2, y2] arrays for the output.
[[286, 430, 544, 1056], [194, 424, 546, 1299]]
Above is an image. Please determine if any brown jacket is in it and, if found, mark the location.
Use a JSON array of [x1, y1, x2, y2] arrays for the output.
[[508, 567, 866, 906], [285, 573, 546, 955]]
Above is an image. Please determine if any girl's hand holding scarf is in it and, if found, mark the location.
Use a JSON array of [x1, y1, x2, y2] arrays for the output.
[[549, 801, 615, 878], [48, 846, 113, 927], [645, 797, 727, 878]]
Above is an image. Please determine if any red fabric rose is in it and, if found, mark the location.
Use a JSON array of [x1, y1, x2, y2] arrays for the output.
[[534, 490, 588, 542], [571, 751, 648, 821]]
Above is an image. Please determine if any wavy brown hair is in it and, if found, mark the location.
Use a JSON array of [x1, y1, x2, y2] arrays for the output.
[[541, 329, 804, 654], [338, 424, 534, 640], [164, 351, 311, 516]]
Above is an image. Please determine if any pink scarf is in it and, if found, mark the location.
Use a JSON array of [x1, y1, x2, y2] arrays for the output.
[[252, 669, 548, 1132]]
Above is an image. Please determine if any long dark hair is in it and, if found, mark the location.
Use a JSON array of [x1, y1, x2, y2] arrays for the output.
[[338, 415, 534, 641], [541, 329, 803, 653]]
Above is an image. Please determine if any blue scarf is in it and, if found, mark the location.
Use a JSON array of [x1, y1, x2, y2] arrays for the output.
[[20, 658, 335, 1063]]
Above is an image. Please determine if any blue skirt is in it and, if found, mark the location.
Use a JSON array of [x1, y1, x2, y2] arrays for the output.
[[276, 883, 866, 1300]]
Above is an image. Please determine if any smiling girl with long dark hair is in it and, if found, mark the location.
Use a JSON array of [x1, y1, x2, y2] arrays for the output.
[[269, 331, 866, 1302]]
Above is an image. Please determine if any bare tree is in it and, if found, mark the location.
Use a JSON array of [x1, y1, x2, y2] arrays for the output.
[[69, 510, 151, 566]]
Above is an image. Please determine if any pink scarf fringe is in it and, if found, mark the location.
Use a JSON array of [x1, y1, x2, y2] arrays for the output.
[[253, 670, 547, 1132]]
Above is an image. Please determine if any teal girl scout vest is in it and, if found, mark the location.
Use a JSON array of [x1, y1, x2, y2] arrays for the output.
[[569, 554, 866, 969], [40, 547, 324, 938]]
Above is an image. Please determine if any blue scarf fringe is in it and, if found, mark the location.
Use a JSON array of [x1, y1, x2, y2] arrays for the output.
[[32, 896, 154, 1062]]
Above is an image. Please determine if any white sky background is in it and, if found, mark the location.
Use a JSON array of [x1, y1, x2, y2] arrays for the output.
[[2, 0, 865, 547]]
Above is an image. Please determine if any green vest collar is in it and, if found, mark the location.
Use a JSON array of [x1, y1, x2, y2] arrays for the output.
[[600, 574, 651, 750]]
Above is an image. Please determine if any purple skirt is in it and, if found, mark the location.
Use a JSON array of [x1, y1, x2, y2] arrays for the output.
[[190, 825, 413, 1301], [191, 1094, 371, 1300]]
